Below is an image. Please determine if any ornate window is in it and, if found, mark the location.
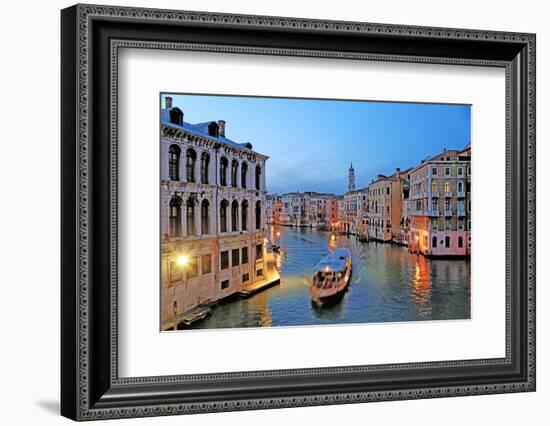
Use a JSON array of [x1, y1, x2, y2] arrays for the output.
[[200, 152, 210, 184], [220, 157, 228, 186], [241, 200, 249, 231], [220, 200, 228, 233], [241, 162, 248, 189], [255, 165, 262, 190], [186, 198, 195, 236], [185, 148, 196, 183], [168, 145, 180, 181], [231, 160, 238, 188], [231, 200, 239, 232], [444, 181, 451, 194], [168, 197, 182, 237], [255, 200, 262, 230], [200, 199, 210, 235], [431, 181, 438, 194]]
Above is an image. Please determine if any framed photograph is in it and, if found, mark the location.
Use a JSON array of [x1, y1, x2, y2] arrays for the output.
[[61, 4, 536, 421]]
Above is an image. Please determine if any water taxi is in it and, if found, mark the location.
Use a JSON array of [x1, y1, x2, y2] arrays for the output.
[[310, 248, 352, 306]]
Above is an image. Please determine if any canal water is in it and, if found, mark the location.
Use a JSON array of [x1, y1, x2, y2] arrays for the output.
[[190, 225, 471, 329]]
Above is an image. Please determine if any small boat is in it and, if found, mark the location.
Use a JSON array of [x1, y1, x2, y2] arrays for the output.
[[310, 248, 352, 306]]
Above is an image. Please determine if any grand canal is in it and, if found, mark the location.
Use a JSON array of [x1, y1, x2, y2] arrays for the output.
[[190, 225, 471, 329]]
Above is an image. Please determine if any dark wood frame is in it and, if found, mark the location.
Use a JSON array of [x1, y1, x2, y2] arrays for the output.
[[61, 4, 536, 421]]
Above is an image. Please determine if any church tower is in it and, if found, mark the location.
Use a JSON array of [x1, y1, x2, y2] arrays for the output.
[[348, 162, 356, 192]]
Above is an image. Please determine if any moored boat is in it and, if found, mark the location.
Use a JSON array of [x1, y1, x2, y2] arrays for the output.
[[310, 248, 352, 306]]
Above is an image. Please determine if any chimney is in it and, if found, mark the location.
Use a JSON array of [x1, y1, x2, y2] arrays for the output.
[[218, 120, 226, 137], [165, 96, 173, 109]]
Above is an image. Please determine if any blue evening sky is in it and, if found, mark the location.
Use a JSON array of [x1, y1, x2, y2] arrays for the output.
[[162, 94, 471, 195]]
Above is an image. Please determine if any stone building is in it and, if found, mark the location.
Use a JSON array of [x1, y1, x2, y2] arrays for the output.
[[160, 97, 272, 330], [408, 147, 471, 256], [266, 194, 283, 225], [367, 169, 407, 242], [277, 191, 338, 228]]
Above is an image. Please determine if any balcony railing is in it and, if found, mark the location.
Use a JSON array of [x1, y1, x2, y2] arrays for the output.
[[427, 209, 440, 216], [444, 209, 453, 216], [431, 191, 440, 197], [457, 190, 466, 197], [444, 192, 453, 197], [457, 208, 466, 216]]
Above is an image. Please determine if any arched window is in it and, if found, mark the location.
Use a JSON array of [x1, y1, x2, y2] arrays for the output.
[[186, 198, 195, 236], [185, 149, 197, 183], [432, 236, 437, 248], [431, 181, 437, 195], [255, 200, 262, 230], [445, 236, 451, 248], [220, 200, 228, 233], [200, 152, 210, 184], [168, 145, 181, 181], [241, 162, 248, 189], [220, 157, 228, 186], [444, 181, 451, 194], [169, 197, 182, 237], [231, 160, 238, 188], [255, 165, 262, 190], [458, 236, 463, 248], [231, 200, 239, 232], [201, 199, 210, 235], [241, 200, 249, 231]]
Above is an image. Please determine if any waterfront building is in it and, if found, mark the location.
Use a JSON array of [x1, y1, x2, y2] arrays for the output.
[[408, 147, 471, 257], [398, 175, 412, 246], [367, 169, 407, 242], [266, 194, 283, 225], [276, 191, 338, 228], [160, 97, 274, 330]]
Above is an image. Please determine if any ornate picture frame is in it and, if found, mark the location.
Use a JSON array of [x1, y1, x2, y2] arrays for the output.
[[61, 4, 535, 420]]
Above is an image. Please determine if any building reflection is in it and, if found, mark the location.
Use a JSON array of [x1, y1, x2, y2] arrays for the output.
[[411, 255, 432, 314]]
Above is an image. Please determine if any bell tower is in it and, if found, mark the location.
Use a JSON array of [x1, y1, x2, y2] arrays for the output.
[[348, 162, 356, 192]]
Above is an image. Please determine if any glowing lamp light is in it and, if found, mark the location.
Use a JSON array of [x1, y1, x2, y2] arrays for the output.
[[176, 254, 189, 267], [276, 231, 281, 237], [415, 235, 419, 242]]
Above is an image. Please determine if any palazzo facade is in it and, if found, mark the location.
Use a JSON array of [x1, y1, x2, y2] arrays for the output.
[[160, 97, 270, 330]]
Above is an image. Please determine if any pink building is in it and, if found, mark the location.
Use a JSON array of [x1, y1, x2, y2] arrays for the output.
[[408, 146, 471, 257]]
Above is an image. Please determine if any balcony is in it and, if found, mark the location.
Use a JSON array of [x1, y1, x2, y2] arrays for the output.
[[457, 208, 466, 216], [427, 209, 440, 216], [444, 192, 453, 197], [431, 191, 440, 197], [457, 190, 466, 197], [444, 210, 453, 216]]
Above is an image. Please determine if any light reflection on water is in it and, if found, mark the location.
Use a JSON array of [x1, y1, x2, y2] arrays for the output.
[[190, 225, 471, 330]]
